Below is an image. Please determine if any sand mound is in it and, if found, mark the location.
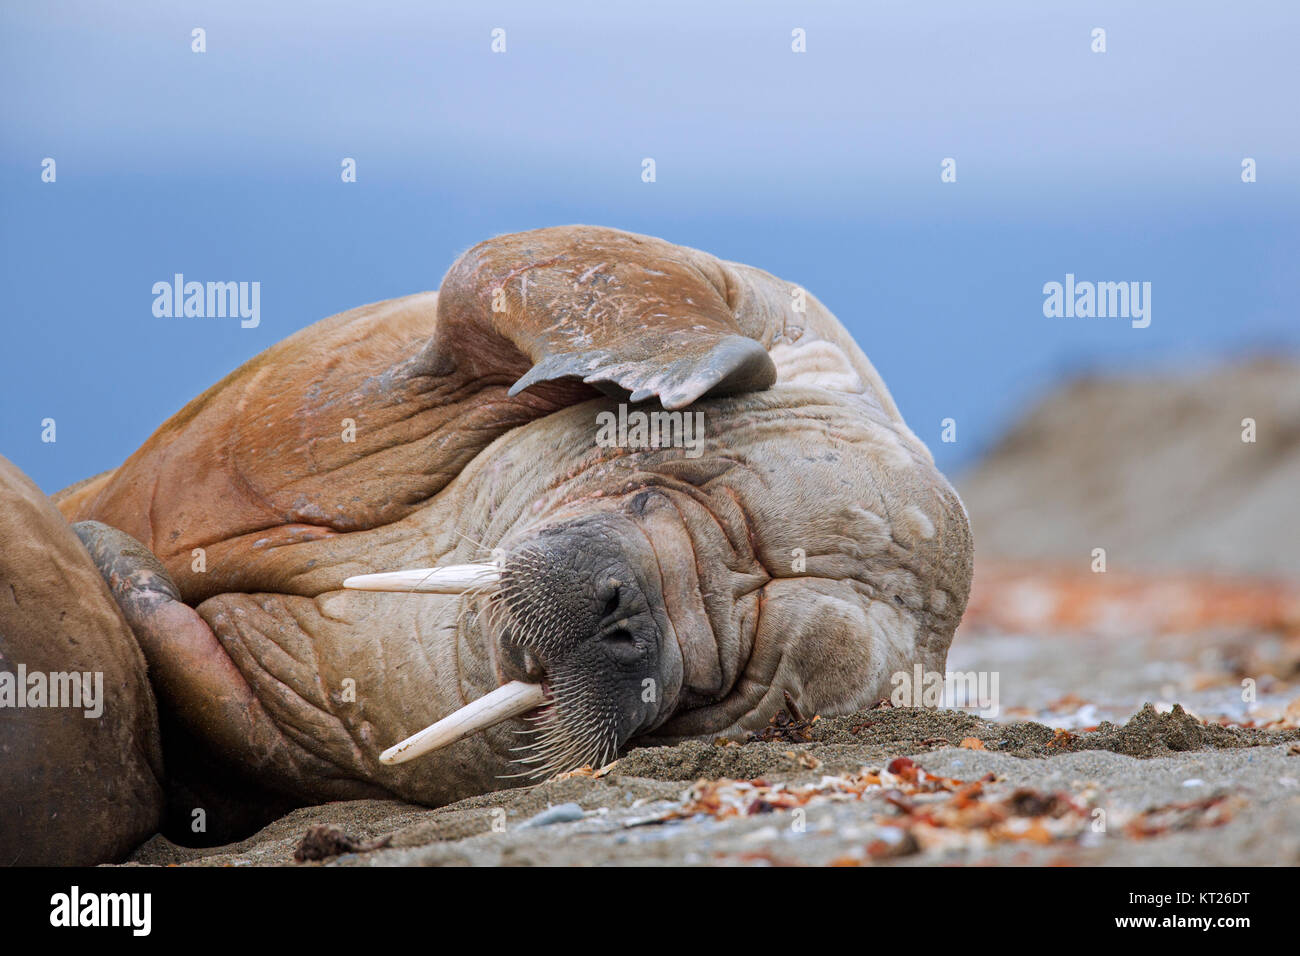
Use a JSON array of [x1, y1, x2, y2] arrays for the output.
[[958, 357, 1300, 577]]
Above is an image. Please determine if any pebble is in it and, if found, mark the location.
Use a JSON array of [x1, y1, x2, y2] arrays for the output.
[[517, 803, 586, 828]]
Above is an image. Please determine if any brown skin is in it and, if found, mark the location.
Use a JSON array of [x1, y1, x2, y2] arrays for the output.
[[0, 456, 165, 864], [54, 226, 972, 835]]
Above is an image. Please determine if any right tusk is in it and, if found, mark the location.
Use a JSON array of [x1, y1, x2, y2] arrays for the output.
[[343, 563, 500, 594], [379, 681, 547, 765]]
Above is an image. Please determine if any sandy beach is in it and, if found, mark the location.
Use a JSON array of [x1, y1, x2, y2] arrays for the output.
[[123, 619, 1300, 867]]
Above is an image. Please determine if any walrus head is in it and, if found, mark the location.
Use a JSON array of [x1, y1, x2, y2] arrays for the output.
[[344, 380, 973, 783]]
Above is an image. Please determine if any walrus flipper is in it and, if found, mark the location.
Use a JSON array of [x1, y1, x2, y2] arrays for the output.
[[434, 225, 779, 409], [71, 521, 378, 807]]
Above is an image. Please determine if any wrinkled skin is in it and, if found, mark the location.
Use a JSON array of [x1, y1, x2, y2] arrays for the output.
[[40, 226, 972, 846]]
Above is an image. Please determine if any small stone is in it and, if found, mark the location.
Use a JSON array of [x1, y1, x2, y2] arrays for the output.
[[517, 802, 586, 829]]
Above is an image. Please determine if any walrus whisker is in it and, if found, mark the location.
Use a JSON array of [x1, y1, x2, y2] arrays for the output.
[[454, 578, 503, 630], [378, 680, 546, 765], [451, 528, 495, 557], [486, 547, 630, 780], [453, 586, 486, 627], [509, 700, 617, 779], [343, 563, 501, 594]]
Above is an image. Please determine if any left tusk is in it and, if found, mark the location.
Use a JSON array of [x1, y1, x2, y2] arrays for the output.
[[343, 563, 500, 594], [379, 680, 547, 765]]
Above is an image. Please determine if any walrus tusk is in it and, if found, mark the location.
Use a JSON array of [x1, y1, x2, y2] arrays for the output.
[[380, 680, 546, 765], [342, 563, 500, 594]]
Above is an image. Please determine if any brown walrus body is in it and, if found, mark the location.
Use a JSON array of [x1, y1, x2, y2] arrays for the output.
[[0, 457, 164, 865], [4, 226, 972, 858]]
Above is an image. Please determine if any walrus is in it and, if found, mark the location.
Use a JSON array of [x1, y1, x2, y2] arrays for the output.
[[3, 225, 972, 859], [0, 457, 165, 865]]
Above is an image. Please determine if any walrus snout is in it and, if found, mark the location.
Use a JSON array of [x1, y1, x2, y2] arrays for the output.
[[339, 516, 682, 774], [496, 531, 651, 676], [489, 519, 676, 776]]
